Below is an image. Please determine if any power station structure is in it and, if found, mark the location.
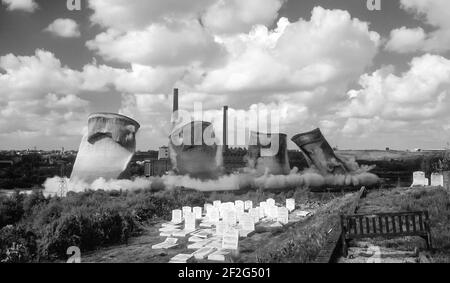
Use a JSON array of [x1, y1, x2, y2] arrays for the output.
[[247, 132, 291, 175], [69, 88, 378, 190], [291, 128, 350, 175], [168, 89, 223, 179], [70, 112, 140, 183]]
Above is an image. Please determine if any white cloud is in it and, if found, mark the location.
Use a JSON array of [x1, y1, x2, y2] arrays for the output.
[[45, 18, 81, 38], [88, 0, 211, 31], [386, 0, 450, 53], [86, 20, 226, 67], [1, 0, 37, 12], [385, 27, 426, 53], [339, 54, 450, 145], [198, 7, 380, 95], [202, 0, 284, 34]]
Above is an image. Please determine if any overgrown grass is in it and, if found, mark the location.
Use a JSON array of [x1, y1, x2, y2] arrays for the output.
[[0, 186, 321, 263]]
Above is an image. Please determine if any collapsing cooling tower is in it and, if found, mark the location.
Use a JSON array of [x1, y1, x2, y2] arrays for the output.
[[70, 113, 140, 183], [169, 120, 222, 179], [291, 128, 349, 175], [247, 132, 290, 175]]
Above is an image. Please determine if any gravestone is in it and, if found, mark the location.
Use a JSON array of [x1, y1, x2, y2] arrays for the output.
[[182, 206, 192, 219], [431, 173, 444, 187], [222, 227, 239, 250], [266, 198, 275, 206], [184, 211, 196, 231], [411, 171, 426, 187], [209, 207, 220, 223], [286, 198, 295, 212], [213, 200, 221, 208], [240, 213, 255, 231], [171, 209, 182, 224], [223, 209, 237, 227], [215, 221, 225, 236], [193, 207, 202, 219], [277, 207, 289, 224], [268, 205, 278, 219], [249, 208, 260, 223]]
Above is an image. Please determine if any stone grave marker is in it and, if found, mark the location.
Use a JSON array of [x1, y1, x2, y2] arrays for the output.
[[213, 200, 221, 208], [277, 207, 289, 224], [266, 198, 275, 206], [184, 211, 196, 231], [209, 207, 220, 223], [182, 206, 192, 219], [223, 209, 237, 227], [411, 171, 426, 187], [171, 209, 182, 224], [240, 213, 255, 231], [286, 198, 295, 212], [431, 172, 444, 187], [222, 227, 239, 250], [193, 206, 202, 219]]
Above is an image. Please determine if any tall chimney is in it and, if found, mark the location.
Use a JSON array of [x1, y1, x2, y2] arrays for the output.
[[173, 88, 179, 113], [223, 106, 228, 151]]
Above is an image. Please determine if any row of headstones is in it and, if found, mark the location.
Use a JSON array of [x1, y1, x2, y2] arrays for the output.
[[171, 198, 296, 230], [167, 198, 296, 261], [412, 171, 444, 187]]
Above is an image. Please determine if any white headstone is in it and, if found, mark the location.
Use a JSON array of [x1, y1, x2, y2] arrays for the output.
[[193, 207, 202, 219], [244, 200, 253, 210], [223, 209, 237, 227], [249, 208, 259, 223], [209, 207, 220, 223], [222, 227, 239, 250], [184, 211, 196, 231], [431, 173, 444, 187], [277, 207, 289, 224], [268, 205, 278, 219], [213, 200, 221, 208], [411, 171, 426, 187], [215, 221, 225, 236], [260, 201, 268, 216], [171, 209, 182, 224], [286, 198, 295, 212], [266, 198, 275, 206], [240, 213, 255, 231], [182, 206, 192, 219]]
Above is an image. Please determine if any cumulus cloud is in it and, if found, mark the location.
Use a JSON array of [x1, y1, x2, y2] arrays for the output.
[[339, 54, 450, 146], [198, 7, 380, 95], [386, 0, 450, 53], [86, 20, 226, 67], [385, 27, 426, 53], [1, 0, 37, 12], [202, 0, 284, 34], [44, 18, 81, 38]]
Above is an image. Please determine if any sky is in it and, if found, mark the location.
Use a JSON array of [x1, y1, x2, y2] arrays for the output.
[[1, 0, 450, 151]]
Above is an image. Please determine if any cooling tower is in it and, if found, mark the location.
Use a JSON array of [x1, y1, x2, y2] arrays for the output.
[[169, 120, 222, 179], [247, 132, 290, 175], [70, 113, 140, 183], [291, 128, 349, 175]]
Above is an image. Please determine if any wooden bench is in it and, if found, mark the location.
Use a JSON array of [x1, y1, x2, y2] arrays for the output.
[[340, 211, 432, 257]]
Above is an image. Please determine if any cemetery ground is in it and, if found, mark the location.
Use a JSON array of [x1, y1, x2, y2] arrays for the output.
[[81, 190, 356, 263], [1, 183, 449, 263]]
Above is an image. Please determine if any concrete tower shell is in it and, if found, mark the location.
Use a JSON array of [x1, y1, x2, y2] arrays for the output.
[[247, 132, 291, 175], [70, 113, 140, 183], [291, 128, 349, 175], [169, 120, 222, 179]]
